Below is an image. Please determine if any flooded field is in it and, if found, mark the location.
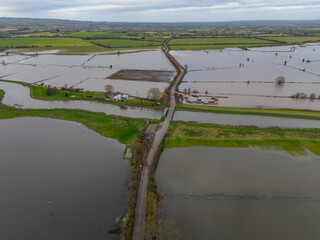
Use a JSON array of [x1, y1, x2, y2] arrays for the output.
[[0, 117, 129, 240], [214, 95, 320, 110], [171, 44, 320, 110], [156, 147, 320, 240], [0, 50, 175, 97], [173, 111, 320, 128], [0, 81, 163, 119]]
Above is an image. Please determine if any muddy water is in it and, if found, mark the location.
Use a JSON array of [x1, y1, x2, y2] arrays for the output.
[[173, 45, 320, 110], [85, 50, 175, 71], [215, 95, 320, 110], [0, 117, 128, 240], [0, 81, 163, 119], [0, 51, 175, 96], [173, 111, 320, 128], [183, 65, 320, 83], [179, 81, 320, 97], [156, 147, 320, 240], [19, 54, 92, 67], [0, 54, 31, 64]]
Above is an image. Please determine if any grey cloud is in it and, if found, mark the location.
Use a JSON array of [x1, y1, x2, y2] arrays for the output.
[[0, 0, 319, 21]]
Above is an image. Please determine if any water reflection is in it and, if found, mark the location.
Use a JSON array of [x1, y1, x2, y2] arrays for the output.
[[0, 117, 129, 240], [156, 147, 320, 240]]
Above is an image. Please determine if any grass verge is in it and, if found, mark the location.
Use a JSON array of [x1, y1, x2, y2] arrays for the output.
[[165, 121, 320, 155], [0, 102, 151, 239], [176, 105, 320, 120], [0, 89, 4, 103], [0, 106, 144, 144]]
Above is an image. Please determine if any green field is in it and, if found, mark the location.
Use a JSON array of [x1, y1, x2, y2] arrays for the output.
[[169, 37, 274, 45], [91, 39, 163, 48], [260, 36, 320, 44], [16, 32, 61, 37], [168, 37, 277, 50], [176, 105, 320, 120], [64, 31, 107, 38], [0, 107, 145, 144], [169, 43, 277, 50], [0, 37, 109, 53], [64, 32, 125, 38], [0, 79, 167, 109], [0, 37, 94, 48], [165, 121, 320, 155]]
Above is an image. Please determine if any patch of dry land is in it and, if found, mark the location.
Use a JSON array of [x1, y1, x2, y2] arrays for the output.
[[108, 69, 175, 82]]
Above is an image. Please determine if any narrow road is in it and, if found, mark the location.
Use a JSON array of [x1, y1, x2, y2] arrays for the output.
[[132, 41, 185, 240]]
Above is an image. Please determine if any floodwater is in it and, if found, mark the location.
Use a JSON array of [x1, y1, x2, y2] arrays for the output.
[[214, 95, 320, 110], [173, 111, 320, 129], [0, 81, 163, 119], [0, 50, 175, 97], [84, 50, 175, 71], [179, 81, 320, 97], [183, 65, 320, 83], [156, 147, 320, 240], [0, 117, 129, 240], [172, 44, 320, 110]]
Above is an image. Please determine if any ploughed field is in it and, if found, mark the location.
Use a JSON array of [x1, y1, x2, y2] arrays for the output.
[[108, 69, 175, 82]]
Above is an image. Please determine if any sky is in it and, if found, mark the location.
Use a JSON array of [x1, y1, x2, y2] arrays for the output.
[[0, 0, 320, 22]]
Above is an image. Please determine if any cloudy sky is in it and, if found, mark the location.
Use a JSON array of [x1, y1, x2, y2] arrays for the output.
[[0, 0, 320, 22]]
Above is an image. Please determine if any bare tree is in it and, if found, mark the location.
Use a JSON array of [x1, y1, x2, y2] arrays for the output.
[[160, 92, 169, 103], [275, 76, 286, 85], [147, 87, 161, 102], [187, 88, 191, 95], [183, 88, 187, 95], [104, 84, 114, 97], [184, 64, 188, 70], [310, 93, 317, 99]]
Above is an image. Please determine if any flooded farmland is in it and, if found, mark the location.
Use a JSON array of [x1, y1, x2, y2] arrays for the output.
[[0, 117, 129, 240], [156, 147, 320, 240], [0, 50, 175, 98], [173, 111, 320, 128], [0, 81, 163, 119], [171, 44, 320, 110]]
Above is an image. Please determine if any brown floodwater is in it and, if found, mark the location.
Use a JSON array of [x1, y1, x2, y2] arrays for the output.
[[179, 81, 320, 97], [0, 51, 175, 97], [173, 44, 320, 110], [156, 147, 320, 240], [0, 117, 129, 240]]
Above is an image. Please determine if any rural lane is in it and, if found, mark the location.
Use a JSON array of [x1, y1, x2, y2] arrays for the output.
[[132, 41, 185, 240]]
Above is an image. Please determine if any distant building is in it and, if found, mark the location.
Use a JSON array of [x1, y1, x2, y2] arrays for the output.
[[113, 92, 129, 101]]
